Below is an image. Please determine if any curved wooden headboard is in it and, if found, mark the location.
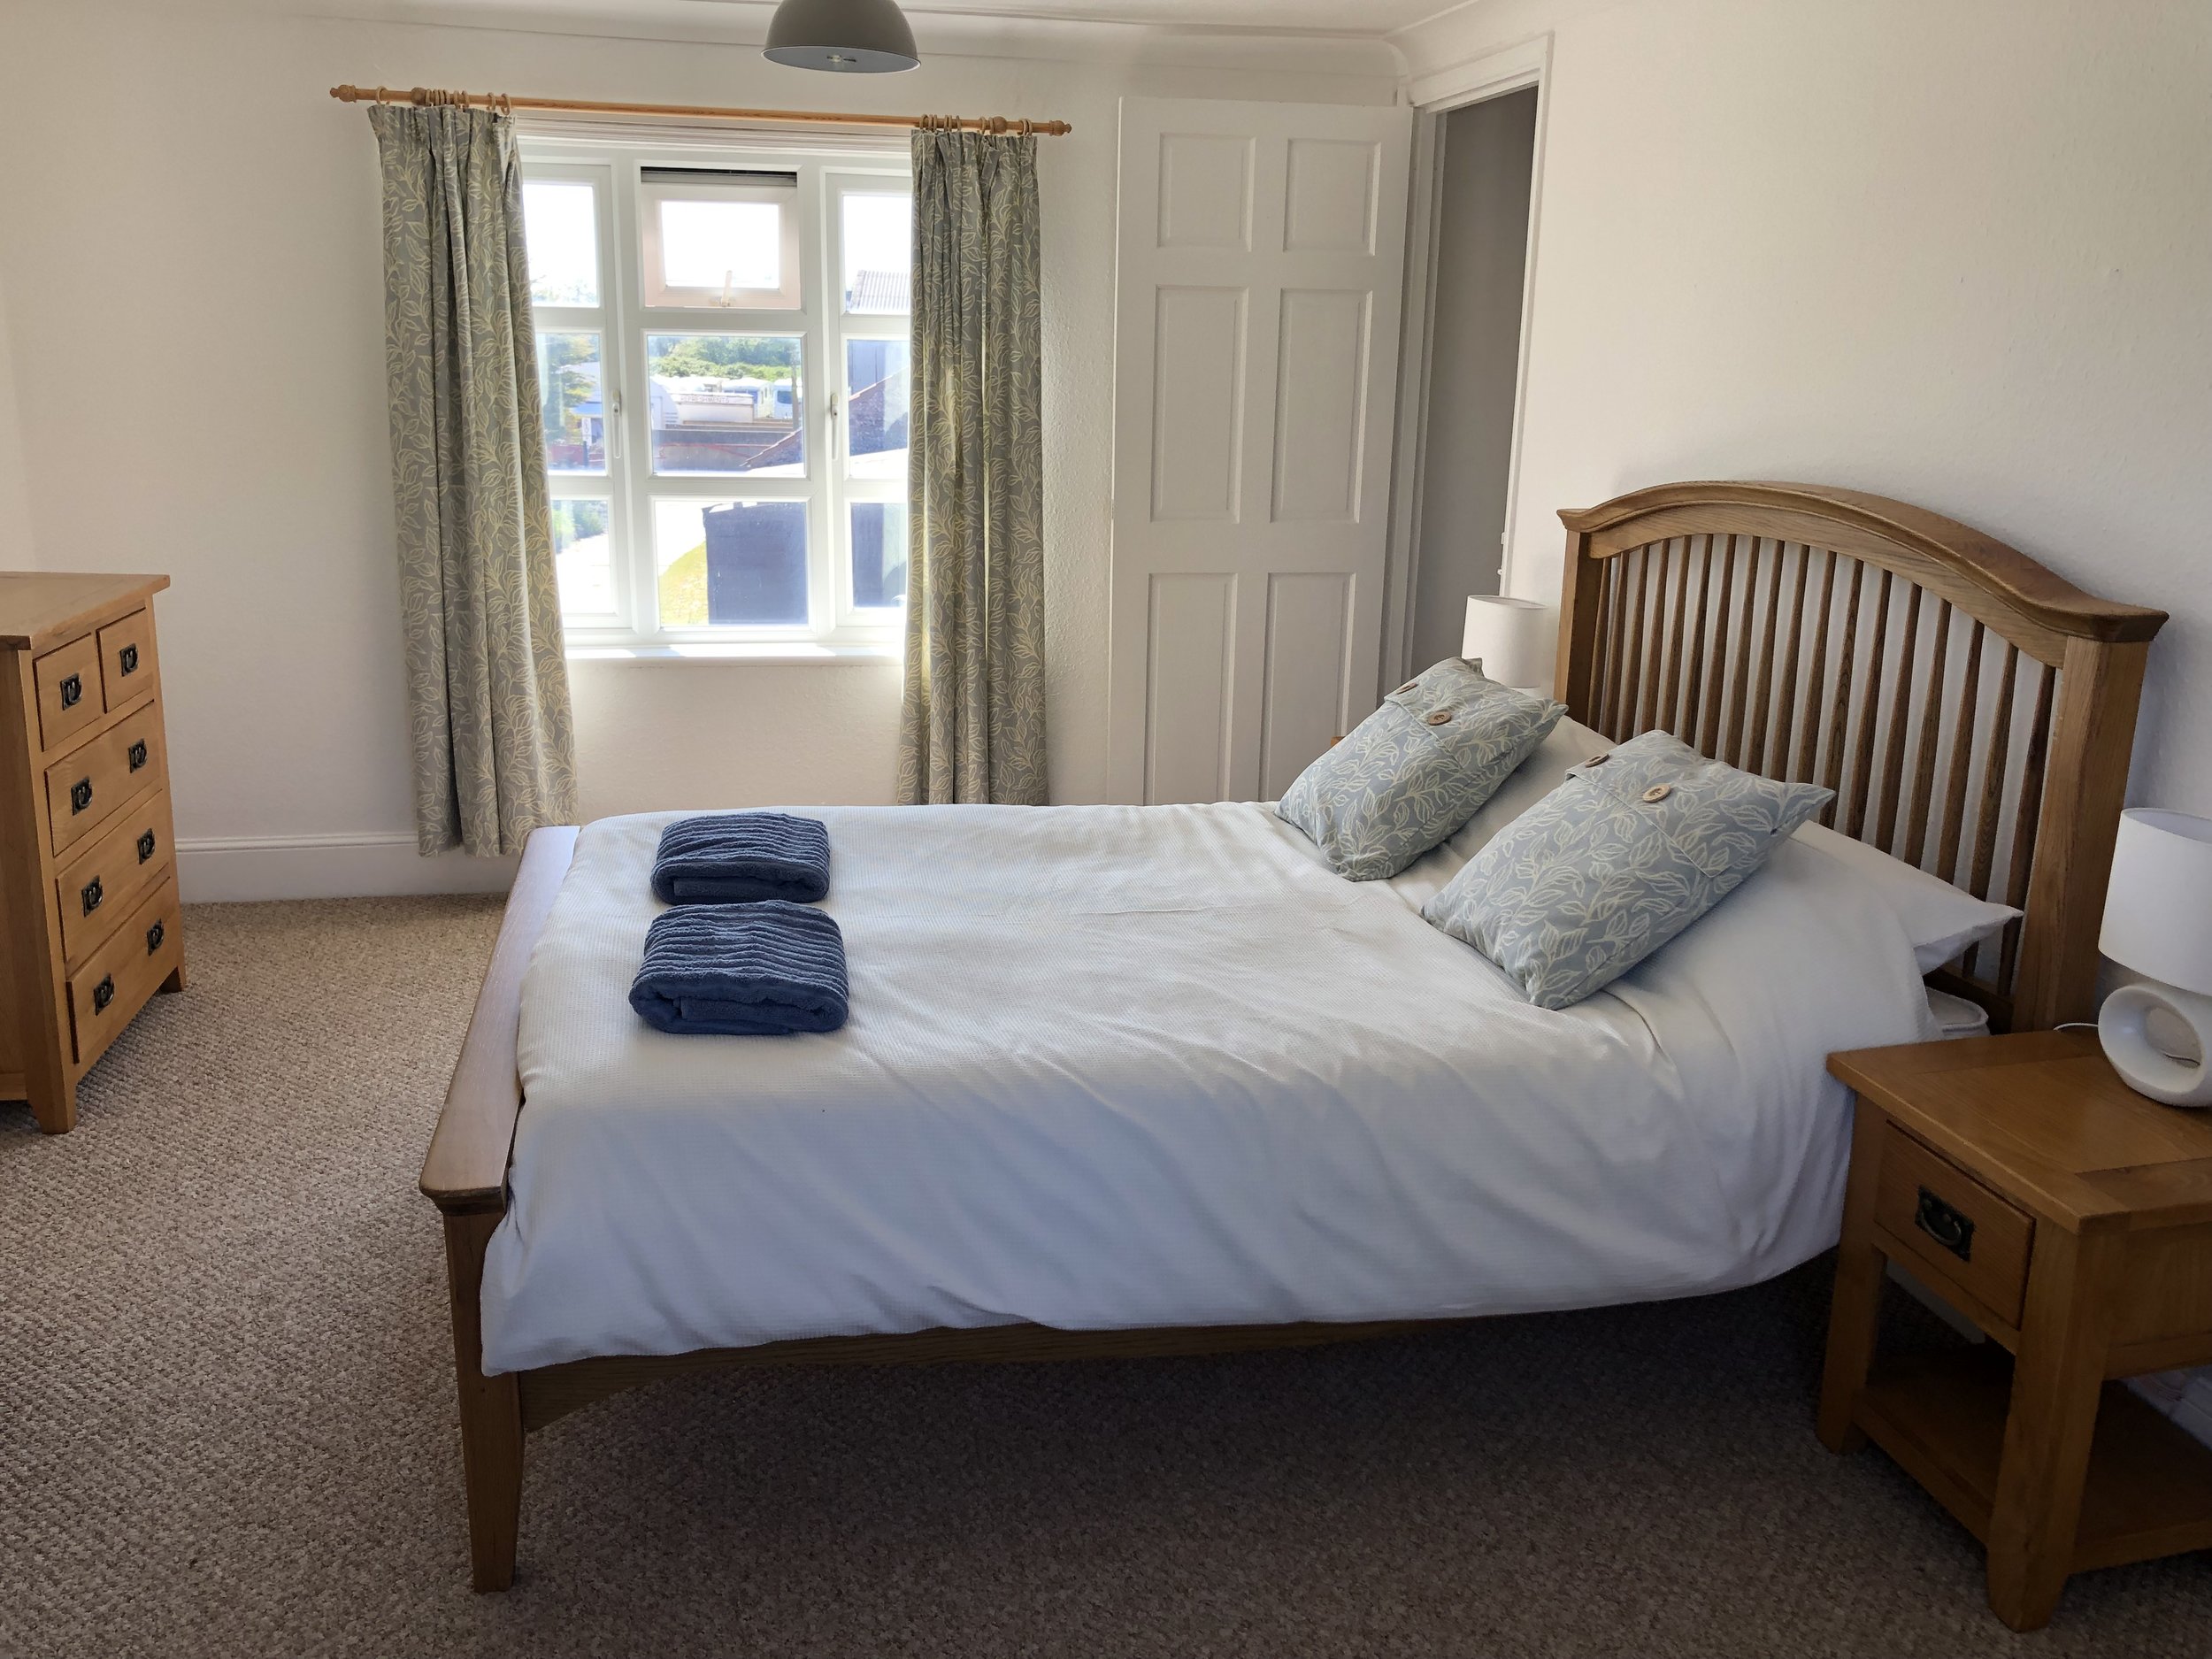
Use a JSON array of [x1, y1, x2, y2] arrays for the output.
[[1553, 481, 2166, 1033]]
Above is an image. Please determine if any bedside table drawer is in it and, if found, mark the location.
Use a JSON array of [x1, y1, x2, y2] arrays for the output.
[[1874, 1124, 2035, 1327]]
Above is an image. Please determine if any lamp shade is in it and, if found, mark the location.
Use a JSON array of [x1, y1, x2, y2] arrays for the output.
[[764, 0, 919, 72], [2100, 809, 2212, 995], [1461, 595, 1550, 690]]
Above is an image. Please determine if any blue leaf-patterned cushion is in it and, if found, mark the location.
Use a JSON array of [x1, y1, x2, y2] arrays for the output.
[[1277, 659, 1565, 880], [1422, 730, 1832, 1009]]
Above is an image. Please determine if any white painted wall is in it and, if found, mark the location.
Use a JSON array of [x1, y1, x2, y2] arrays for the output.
[[0, 0, 1397, 898], [1408, 87, 1536, 672], [0, 267, 33, 572], [1394, 0, 2212, 816]]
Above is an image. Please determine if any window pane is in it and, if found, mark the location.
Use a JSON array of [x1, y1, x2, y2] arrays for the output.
[[551, 500, 614, 618], [845, 339, 908, 480], [851, 502, 909, 610], [654, 500, 809, 628], [539, 333, 606, 473], [657, 199, 781, 293], [523, 180, 599, 305], [841, 193, 911, 313], [647, 334, 804, 476]]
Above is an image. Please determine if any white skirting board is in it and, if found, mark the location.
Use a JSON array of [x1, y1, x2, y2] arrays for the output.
[[176, 832, 518, 902]]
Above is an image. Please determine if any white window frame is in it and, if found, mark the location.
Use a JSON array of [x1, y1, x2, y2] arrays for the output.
[[521, 134, 911, 657]]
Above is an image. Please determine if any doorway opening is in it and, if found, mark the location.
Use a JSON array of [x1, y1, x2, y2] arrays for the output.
[[1392, 84, 1541, 680]]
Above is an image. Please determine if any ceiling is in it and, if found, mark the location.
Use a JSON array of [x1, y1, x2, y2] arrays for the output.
[[231, 0, 1456, 54], [841, 0, 1451, 32]]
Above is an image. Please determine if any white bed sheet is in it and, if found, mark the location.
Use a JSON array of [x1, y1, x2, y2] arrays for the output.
[[483, 782, 1936, 1373]]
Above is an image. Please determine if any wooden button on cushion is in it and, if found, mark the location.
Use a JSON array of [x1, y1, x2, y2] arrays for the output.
[[1425, 710, 1452, 726], [1642, 783, 1672, 803]]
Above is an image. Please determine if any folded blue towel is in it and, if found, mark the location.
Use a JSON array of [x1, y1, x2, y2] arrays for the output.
[[650, 812, 830, 905], [629, 902, 849, 1036]]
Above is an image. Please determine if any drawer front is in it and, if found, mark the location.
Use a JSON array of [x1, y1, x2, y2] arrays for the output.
[[32, 633, 104, 752], [1874, 1122, 2036, 1327], [67, 875, 182, 1068], [55, 787, 175, 965], [96, 608, 158, 711], [43, 701, 165, 856]]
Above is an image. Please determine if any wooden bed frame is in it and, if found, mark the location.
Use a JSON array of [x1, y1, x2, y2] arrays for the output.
[[422, 481, 2164, 1589]]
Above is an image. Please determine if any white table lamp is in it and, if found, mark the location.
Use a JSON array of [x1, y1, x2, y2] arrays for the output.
[[2098, 808, 2212, 1108], [1462, 596, 1551, 694]]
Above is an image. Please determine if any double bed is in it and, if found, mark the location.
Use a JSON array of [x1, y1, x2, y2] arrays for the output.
[[423, 482, 2163, 1588]]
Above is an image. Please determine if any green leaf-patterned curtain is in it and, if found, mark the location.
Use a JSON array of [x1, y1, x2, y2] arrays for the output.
[[369, 104, 577, 856], [896, 128, 1048, 805]]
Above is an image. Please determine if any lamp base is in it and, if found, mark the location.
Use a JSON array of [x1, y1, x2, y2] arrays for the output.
[[2099, 980, 2212, 1108]]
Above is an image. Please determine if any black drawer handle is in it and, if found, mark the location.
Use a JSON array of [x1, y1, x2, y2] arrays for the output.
[[138, 829, 157, 864], [119, 643, 140, 676], [59, 672, 82, 709], [1915, 1187, 1977, 1263], [146, 919, 165, 955], [128, 740, 149, 772], [81, 877, 103, 915], [91, 975, 114, 1013], [70, 778, 93, 814]]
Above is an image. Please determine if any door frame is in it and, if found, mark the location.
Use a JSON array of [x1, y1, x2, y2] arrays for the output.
[[1379, 33, 1553, 690]]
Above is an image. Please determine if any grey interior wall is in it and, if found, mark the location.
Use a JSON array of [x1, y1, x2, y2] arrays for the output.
[[1409, 88, 1538, 671]]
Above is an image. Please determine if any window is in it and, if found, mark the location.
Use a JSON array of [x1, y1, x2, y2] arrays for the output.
[[520, 142, 912, 650]]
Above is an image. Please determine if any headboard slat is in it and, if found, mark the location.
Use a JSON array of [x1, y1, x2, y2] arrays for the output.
[[1720, 538, 1759, 766], [1901, 596, 1953, 869], [1998, 661, 2057, 988], [1594, 549, 1624, 734], [1969, 641, 2022, 903], [1661, 540, 1693, 738], [1817, 558, 1862, 827], [1875, 583, 1923, 852], [1682, 535, 1717, 741], [1617, 545, 1650, 740], [1845, 566, 1894, 840], [1770, 545, 1813, 782], [1555, 481, 2164, 1030], [1935, 621, 1985, 884], [1698, 535, 1737, 757], [1793, 549, 1838, 787], [1744, 542, 1787, 775]]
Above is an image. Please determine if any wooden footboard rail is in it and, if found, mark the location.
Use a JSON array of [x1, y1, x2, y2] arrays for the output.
[[419, 825, 576, 1591]]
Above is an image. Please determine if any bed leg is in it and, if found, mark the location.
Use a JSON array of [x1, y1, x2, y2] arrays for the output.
[[442, 1208, 524, 1591]]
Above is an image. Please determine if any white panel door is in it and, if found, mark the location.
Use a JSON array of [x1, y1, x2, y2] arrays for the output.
[[1109, 97, 1412, 803]]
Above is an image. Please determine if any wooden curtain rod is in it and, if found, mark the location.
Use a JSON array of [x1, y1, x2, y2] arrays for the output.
[[328, 85, 1071, 136]]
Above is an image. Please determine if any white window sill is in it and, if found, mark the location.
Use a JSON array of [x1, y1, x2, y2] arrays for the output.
[[566, 641, 900, 665]]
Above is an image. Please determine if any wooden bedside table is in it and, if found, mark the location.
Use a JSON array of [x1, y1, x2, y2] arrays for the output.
[[1817, 1029, 2212, 1630]]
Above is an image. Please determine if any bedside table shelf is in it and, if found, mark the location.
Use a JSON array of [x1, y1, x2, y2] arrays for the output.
[[1818, 1030, 2212, 1630], [1859, 1349, 2212, 1575]]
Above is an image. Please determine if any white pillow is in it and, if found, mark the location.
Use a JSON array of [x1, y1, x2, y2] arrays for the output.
[[1387, 712, 2017, 978], [1791, 821, 2020, 974]]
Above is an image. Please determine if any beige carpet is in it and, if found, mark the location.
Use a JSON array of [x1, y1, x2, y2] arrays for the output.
[[3, 895, 2208, 1658]]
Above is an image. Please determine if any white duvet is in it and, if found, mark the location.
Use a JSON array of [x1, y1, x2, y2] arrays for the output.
[[482, 727, 1937, 1373]]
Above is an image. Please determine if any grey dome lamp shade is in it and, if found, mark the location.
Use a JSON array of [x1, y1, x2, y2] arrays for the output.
[[764, 0, 920, 72]]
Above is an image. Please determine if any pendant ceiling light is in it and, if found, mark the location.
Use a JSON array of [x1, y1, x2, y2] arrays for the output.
[[764, 0, 920, 73]]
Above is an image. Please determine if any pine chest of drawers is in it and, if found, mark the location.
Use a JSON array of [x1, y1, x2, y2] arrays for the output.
[[0, 573, 183, 1133]]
